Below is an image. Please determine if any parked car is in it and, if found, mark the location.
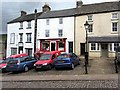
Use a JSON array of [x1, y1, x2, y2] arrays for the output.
[[34, 51, 61, 70], [8, 53, 28, 58], [115, 46, 120, 63], [0, 58, 9, 72], [54, 53, 80, 70], [6, 56, 37, 72]]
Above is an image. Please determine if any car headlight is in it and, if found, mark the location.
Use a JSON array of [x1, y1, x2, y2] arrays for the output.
[[2, 66, 6, 68], [34, 64, 36, 66], [43, 63, 47, 66]]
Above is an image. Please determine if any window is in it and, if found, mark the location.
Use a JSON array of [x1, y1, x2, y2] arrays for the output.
[[46, 19, 49, 25], [112, 13, 118, 19], [27, 21, 31, 29], [19, 22, 23, 29], [26, 33, 32, 42], [88, 15, 92, 21], [11, 48, 17, 55], [114, 43, 119, 51], [10, 33, 15, 44], [88, 24, 93, 32], [112, 22, 118, 32], [19, 33, 23, 42], [90, 43, 100, 51], [58, 41, 64, 51], [25, 48, 32, 56], [59, 18, 63, 24], [45, 30, 49, 37], [58, 29, 63, 37]]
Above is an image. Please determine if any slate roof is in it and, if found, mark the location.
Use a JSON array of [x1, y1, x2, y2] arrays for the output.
[[88, 36, 120, 43], [7, 12, 43, 24], [8, 1, 120, 24]]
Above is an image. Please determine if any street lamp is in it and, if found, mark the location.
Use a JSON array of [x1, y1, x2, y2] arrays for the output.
[[84, 21, 89, 74]]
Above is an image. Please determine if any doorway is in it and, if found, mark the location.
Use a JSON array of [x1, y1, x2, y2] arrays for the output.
[[68, 42, 73, 53], [101, 43, 108, 58], [51, 43, 56, 51], [80, 43, 85, 55]]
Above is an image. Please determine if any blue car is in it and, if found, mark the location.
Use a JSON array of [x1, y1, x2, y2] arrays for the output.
[[54, 53, 80, 70], [6, 56, 37, 72]]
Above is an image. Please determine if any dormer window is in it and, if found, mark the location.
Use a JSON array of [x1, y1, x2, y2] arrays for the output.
[[19, 22, 23, 29], [112, 13, 118, 19], [27, 21, 31, 29]]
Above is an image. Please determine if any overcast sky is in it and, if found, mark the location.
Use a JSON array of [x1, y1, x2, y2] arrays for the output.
[[0, 0, 118, 34]]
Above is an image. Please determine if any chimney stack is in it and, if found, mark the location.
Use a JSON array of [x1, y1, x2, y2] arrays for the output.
[[76, 0, 83, 8], [42, 3, 51, 12], [21, 11, 27, 16]]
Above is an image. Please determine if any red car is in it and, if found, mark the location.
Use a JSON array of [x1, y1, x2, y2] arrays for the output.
[[34, 51, 61, 70]]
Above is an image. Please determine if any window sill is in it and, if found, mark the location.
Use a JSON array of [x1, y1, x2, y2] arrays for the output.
[[19, 28, 23, 30], [26, 42, 32, 43], [26, 27, 31, 29], [111, 32, 118, 34]]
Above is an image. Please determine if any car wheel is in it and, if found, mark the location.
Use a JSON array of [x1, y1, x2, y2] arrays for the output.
[[55, 67, 59, 70], [71, 63, 74, 70], [48, 64, 52, 70], [24, 66, 29, 72]]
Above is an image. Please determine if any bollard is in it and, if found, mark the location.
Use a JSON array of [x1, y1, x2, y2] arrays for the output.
[[114, 57, 118, 73]]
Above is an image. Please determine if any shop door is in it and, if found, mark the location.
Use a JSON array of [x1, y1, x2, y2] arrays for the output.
[[101, 43, 108, 58], [51, 43, 55, 51]]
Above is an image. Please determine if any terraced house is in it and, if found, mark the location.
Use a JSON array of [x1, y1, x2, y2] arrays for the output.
[[7, 0, 120, 58], [75, 1, 120, 58]]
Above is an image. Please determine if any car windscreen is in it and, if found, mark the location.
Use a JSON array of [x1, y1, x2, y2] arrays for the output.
[[56, 54, 68, 59], [8, 59, 18, 64], [39, 54, 52, 60], [0, 60, 4, 64]]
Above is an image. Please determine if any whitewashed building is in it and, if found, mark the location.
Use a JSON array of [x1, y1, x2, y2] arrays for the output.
[[36, 4, 76, 53], [7, 11, 42, 57]]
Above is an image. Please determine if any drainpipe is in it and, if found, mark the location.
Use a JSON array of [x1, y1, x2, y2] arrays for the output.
[[34, 9, 37, 57]]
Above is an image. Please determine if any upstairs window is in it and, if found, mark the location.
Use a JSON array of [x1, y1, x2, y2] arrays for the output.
[[58, 29, 63, 37], [27, 21, 31, 29], [45, 30, 49, 37], [88, 24, 93, 32], [46, 19, 49, 25], [26, 33, 32, 43], [19, 33, 23, 42], [88, 15, 93, 21], [59, 18, 63, 24], [112, 13, 118, 19], [112, 22, 118, 32], [19, 22, 23, 29], [10, 33, 15, 44]]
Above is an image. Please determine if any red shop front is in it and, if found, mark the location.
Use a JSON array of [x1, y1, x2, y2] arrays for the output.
[[40, 38, 66, 52]]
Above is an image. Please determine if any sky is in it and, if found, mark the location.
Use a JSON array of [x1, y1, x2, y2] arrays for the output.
[[0, 0, 118, 34]]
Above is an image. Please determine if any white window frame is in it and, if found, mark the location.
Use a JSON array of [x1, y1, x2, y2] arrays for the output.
[[45, 30, 49, 37], [59, 18, 63, 24], [88, 24, 93, 33], [26, 33, 32, 42], [88, 15, 93, 21], [19, 33, 23, 42], [46, 19, 50, 25], [109, 43, 120, 52], [112, 22, 118, 32], [19, 22, 23, 29], [10, 33, 15, 44], [58, 29, 63, 37], [112, 13, 118, 19], [90, 43, 100, 51], [27, 21, 31, 28]]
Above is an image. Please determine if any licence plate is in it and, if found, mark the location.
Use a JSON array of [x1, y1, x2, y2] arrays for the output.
[[59, 60, 64, 63], [36, 66, 42, 68]]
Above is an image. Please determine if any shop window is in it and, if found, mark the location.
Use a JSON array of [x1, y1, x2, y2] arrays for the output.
[[58, 41, 64, 51], [90, 43, 100, 51], [41, 42, 49, 51], [25, 48, 32, 56]]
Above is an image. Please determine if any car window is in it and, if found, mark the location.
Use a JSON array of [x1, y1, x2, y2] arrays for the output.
[[56, 54, 68, 59], [8, 59, 18, 64], [40, 54, 51, 60], [52, 54, 56, 60]]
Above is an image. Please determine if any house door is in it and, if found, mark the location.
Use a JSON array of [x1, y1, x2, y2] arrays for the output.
[[51, 43, 56, 51], [18, 47, 23, 54], [68, 42, 73, 53], [80, 43, 85, 55], [101, 43, 108, 58]]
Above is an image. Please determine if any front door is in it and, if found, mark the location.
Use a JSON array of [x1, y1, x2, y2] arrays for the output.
[[68, 42, 73, 53], [51, 43, 55, 51], [101, 43, 108, 58], [80, 43, 85, 55]]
